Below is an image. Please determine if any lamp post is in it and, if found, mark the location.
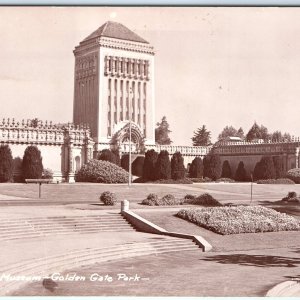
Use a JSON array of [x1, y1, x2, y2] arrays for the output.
[[128, 86, 133, 187]]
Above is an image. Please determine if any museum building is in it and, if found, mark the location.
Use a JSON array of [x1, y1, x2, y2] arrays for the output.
[[0, 21, 299, 182]]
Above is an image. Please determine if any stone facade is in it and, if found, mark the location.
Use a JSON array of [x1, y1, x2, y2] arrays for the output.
[[0, 118, 94, 182]]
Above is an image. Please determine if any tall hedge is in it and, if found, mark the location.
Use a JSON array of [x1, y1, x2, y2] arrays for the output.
[[203, 154, 222, 180], [189, 157, 203, 178], [143, 149, 158, 181], [235, 161, 247, 182], [121, 154, 129, 171], [221, 160, 232, 178], [0, 145, 13, 182], [22, 146, 43, 180], [273, 156, 284, 179], [171, 152, 185, 180], [254, 156, 276, 180], [112, 149, 121, 166], [132, 156, 145, 177], [155, 150, 171, 180]]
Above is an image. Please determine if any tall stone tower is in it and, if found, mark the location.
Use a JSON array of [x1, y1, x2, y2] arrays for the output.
[[73, 21, 155, 152]]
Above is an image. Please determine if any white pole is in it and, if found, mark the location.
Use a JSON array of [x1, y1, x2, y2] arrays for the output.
[[128, 86, 132, 187]]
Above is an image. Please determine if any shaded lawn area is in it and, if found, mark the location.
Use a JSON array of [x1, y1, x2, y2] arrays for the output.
[[137, 210, 300, 252], [13, 248, 300, 296]]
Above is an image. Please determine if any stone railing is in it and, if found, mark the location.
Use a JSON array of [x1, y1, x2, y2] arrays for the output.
[[213, 140, 300, 156], [154, 144, 210, 156], [0, 118, 92, 146]]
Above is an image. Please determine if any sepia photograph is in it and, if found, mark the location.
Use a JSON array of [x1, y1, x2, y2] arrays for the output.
[[0, 5, 299, 296]]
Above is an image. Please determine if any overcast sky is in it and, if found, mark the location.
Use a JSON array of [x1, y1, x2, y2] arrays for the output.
[[1, 7, 300, 145]]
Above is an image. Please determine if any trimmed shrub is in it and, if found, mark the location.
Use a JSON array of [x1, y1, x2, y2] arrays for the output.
[[281, 191, 300, 204], [42, 168, 53, 179], [143, 149, 158, 181], [287, 168, 300, 184], [184, 193, 222, 206], [184, 194, 196, 201], [0, 145, 13, 182], [221, 160, 232, 179], [190, 177, 212, 183], [235, 161, 247, 182], [132, 156, 145, 177], [216, 177, 235, 183], [121, 154, 129, 171], [22, 146, 43, 180], [203, 155, 222, 180], [142, 193, 159, 206], [189, 157, 203, 178], [258, 156, 276, 180], [273, 156, 284, 179], [100, 191, 117, 206], [112, 149, 121, 166], [155, 150, 171, 180], [142, 193, 183, 206], [257, 178, 295, 184], [76, 159, 128, 183], [171, 152, 185, 180], [177, 206, 300, 235], [253, 161, 263, 181], [98, 149, 117, 165]]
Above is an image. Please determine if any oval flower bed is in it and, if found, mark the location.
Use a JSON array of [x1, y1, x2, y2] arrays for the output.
[[176, 206, 300, 235]]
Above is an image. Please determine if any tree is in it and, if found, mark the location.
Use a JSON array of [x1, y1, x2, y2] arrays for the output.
[[30, 118, 40, 128], [218, 126, 238, 141], [111, 148, 121, 166], [0, 145, 13, 182], [246, 122, 270, 142], [22, 146, 43, 180], [203, 154, 221, 180], [189, 157, 203, 178], [155, 116, 172, 145], [253, 161, 263, 181], [192, 125, 211, 146], [155, 150, 171, 180], [235, 161, 247, 182], [221, 160, 232, 178], [273, 156, 284, 179], [271, 131, 283, 142], [143, 149, 158, 181], [171, 152, 185, 180], [237, 127, 245, 140]]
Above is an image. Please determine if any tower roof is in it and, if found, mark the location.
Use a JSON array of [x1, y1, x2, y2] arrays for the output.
[[82, 21, 149, 44]]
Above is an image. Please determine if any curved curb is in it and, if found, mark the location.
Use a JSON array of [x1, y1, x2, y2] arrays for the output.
[[266, 280, 300, 297], [121, 209, 212, 252]]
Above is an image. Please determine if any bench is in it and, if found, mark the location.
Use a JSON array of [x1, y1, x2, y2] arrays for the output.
[[25, 179, 51, 198]]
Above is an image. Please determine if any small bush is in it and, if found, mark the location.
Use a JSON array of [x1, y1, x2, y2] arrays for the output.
[[281, 191, 300, 204], [142, 193, 183, 206], [190, 177, 212, 183], [100, 191, 117, 206], [216, 177, 235, 183], [184, 193, 222, 206], [177, 206, 300, 235], [287, 168, 300, 184], [184, 194, 196, 201], [76, 159, 128, 183], [257, 178, 295, 184], [42, 168, 54, 179]]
